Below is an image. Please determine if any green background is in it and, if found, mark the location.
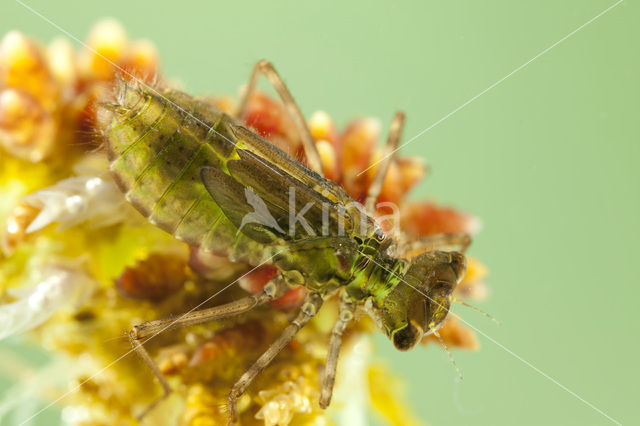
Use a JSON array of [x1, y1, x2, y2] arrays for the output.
[[1, 0, 638, 425]]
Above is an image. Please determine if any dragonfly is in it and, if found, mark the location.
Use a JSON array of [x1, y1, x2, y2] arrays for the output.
[[104, 60, 472, 423]]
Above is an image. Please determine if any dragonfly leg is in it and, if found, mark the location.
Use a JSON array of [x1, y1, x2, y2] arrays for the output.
[[227, 292, 323, 424], [129, 275, 290, 420], [234, 59, 324, 176], [364, 111, 406, 214], [401, 233, 472, 257], [319, 292, 355, 408]]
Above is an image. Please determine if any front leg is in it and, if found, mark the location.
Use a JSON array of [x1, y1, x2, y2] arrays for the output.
[[227, 292, 324, 424], [319, 291, 355, 408]]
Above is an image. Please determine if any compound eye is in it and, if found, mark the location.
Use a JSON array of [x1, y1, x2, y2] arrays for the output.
[[391, 321, 423, 351]]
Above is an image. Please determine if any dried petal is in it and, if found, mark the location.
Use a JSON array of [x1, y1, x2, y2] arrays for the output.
[[340, 117, 380, 201], [400, 201, 481, 237], [46, 37, 78, 93], [270, 286, 306, 310], [1, 201, 40, 256], [157, 346, 190, 375], [316, 139, 340, 182], [238, 265, 277, 294], [22, 175, 129, 232], [188, 321, 269, 376], [203, 95, 235, 114], [255, 377, 313, 426], [0, 31, 58, 107], [116, 253, 189, 301], [455, 257, 488, 301], [0, 266, 95, 340], [79, 19, 128, 81], [372, 154, 404, 206], [238, 265, 305, 309], [308, 110, 337, 146], [120, 39, 159, 82], [243, 92, 299, 154], [395, 156, 426, 194], [0, 88, 57, 162]]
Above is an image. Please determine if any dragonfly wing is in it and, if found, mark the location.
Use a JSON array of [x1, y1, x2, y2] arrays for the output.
[[200, 166, 287, 244], [201, 114, 385, 243], [230, 125, 355, 207], [201, 164, 360, 284]]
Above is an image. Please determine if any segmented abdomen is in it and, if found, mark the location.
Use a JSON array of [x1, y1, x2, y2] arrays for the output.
[[105, 83, 268, 264]]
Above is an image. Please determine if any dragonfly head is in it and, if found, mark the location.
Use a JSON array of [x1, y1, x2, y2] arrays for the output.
[[380, 250, 467, 351]]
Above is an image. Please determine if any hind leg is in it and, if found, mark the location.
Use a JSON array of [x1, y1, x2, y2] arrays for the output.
[[401, 233, 471, 258], [364, 111, 406, 214], [235, 59, 324, 176], [129, 275, 289, 419]]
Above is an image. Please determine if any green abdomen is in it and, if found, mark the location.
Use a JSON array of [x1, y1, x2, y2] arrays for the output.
[[105, 86, 266, 264]]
